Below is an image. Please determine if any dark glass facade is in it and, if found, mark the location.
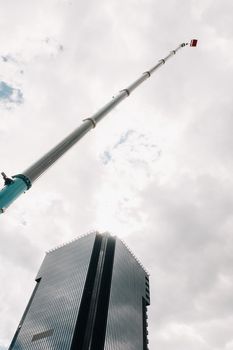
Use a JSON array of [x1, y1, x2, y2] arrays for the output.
[[104, 239, 150, 350], [9, 233, 150, 350]]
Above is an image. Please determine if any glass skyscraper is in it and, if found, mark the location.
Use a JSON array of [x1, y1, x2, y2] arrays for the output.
[[9, 232, 150, 350]]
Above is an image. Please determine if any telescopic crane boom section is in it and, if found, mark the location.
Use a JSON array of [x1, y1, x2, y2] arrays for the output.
[[0, 40, 197, 214]]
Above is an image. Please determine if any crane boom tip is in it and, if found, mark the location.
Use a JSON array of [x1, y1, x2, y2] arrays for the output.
[[190, 39, 198, 47]]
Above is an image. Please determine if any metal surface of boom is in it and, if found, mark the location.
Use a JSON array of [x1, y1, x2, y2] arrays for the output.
[[0, 42, 190, 214]]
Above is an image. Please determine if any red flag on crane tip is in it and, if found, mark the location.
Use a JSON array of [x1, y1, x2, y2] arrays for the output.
[[190, 39, 198, 47]]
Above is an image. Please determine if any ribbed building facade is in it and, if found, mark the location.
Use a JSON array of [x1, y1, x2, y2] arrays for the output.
[[9, 232, 150, 350]]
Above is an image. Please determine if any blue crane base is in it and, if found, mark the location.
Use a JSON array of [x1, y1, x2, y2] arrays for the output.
[[0, 175, 31, 214]]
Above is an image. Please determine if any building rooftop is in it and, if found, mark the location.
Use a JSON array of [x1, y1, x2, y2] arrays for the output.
[[46, 231, 149, 275]]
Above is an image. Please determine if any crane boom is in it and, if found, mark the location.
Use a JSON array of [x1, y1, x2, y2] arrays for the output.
[[0, 41, 197, 214]]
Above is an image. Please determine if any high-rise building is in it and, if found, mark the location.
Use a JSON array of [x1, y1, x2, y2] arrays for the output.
[[9, 232, 150, 350]]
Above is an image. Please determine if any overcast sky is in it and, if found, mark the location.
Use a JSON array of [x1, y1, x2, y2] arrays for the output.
[[1, 0, 233, 349]]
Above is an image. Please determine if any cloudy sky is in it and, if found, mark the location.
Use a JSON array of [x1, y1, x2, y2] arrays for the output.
[[1, 0, 233, 349]]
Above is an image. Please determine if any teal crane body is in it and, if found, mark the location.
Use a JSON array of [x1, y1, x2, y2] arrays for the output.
[[0, 177, 28, 213]]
